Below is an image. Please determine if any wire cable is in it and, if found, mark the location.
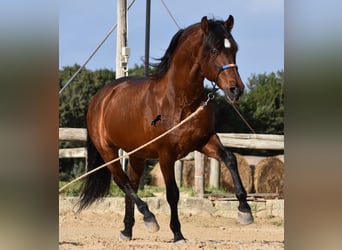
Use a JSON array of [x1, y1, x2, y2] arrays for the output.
[[160, 0, 181, 29], [59, 0, 136, 95]]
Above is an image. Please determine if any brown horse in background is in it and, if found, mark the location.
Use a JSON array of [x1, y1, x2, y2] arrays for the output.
[[79, 15, 253, 242]]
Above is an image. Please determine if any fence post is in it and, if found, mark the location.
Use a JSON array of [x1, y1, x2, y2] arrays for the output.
[[209, 158, 220, 188], [174, 160, 183, 188], [194, 151, 205, 197]]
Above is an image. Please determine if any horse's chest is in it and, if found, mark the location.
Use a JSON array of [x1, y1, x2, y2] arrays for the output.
[[170, 112, 214, 153], [180, 121, 211, 143]]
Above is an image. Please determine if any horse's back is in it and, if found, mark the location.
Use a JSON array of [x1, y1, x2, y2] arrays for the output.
[[89, 76, 149, 112]]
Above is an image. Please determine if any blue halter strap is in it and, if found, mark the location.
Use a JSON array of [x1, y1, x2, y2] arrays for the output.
[[221, 63, 237, 70], [209, 63, 238, 96], [214, 63, 237, 83]]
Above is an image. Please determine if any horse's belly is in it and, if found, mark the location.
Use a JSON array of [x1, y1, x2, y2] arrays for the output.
[[103, 104, 162, 158], [104, 110, 213, 160]]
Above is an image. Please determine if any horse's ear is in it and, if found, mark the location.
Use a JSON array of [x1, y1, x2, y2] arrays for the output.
[[224, 15, 234, 31], [201, 16, 209, 35]]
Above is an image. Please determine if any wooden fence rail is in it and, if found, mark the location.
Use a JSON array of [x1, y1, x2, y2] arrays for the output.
[[217, 133, 284, 150], [59, 128, 87, 141], [59, 128, 284, 197], [59, 128, 284, 150]]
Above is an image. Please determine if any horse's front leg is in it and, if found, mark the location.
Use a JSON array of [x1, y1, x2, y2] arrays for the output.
[[159, 153, 186, 242], [200, 134, 254, 224]]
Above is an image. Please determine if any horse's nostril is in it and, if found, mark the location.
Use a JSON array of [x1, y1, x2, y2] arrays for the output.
[[229, 86, 239, 95]]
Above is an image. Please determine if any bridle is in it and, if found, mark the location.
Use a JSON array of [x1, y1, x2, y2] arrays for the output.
[[205, 61, 255, 134], [208, 47, 238, 83], [208, 61, 237, 100], [214, 63, 237, 83], [208, 61, 238, 94]]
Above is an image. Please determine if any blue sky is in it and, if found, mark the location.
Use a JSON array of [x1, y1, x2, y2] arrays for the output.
[[59, 0, 283, 84]]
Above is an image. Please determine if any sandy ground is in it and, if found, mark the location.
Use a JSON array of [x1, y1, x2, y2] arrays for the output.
[[59, 209, 284, 249]]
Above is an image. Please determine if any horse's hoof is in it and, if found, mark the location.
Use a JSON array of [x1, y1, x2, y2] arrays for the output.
[[237, 211, 254, 225], [119, 231, 132, 241], [174, 239, 186, 244], [144, 220, 160, 233], [173, 232, 186, 243], [144, 219, 160, 233]]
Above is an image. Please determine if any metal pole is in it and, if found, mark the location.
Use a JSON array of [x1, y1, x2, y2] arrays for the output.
[[144, 0, 151, 76]]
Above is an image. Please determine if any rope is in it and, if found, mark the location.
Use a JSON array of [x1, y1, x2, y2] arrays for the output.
[[160, 0, 181, 29], [59, 101, 208, 193], [210, 81, 256, 134], [230, 103, 256, 134], [59, 90, 256, 192], [224, 95, 256, 134], [59, 0, 137, 95]]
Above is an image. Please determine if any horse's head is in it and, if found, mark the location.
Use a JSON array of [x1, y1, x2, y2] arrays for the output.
[[200, 16, 244, 104]]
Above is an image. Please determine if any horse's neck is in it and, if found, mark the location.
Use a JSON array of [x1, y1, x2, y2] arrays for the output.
[[165, 39, 205, 106]]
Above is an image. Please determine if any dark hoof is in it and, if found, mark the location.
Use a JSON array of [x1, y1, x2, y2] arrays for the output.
[[237, 211, 254, 225], [119, 231, 132, 241], [174, 232, 186, 243], [144, 214, 160, 233]]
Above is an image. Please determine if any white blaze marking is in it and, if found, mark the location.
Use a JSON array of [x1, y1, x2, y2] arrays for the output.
[[224, 38, 231, 48]]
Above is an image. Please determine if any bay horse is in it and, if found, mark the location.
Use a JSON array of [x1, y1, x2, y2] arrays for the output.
[[79, 15, 253, 242]]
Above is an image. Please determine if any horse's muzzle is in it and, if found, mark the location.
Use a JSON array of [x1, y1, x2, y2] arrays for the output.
[[224, 86, 243, 104]]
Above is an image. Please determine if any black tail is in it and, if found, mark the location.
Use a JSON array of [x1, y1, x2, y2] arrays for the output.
[[78, 131, 112, 211]]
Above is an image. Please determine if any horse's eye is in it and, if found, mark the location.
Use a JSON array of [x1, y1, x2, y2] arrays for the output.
[[210, 48, 218, 55]]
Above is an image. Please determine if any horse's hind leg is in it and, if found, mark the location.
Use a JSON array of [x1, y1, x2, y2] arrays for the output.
[[201, 134, 254, 224], [159, 153, 186, 242], [120, 157, 150, 240], [99, 148, 159, 240]]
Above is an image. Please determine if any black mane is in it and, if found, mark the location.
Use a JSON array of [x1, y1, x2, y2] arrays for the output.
[[150, 18, 236, 80], [150, 28, 184, 80]]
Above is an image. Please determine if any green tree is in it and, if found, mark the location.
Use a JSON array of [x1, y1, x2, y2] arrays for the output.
[[205, 87, 250, 133], [128, 64, 145, 76], [239, 70, 284, 134], [59, 64, 115, 128]]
